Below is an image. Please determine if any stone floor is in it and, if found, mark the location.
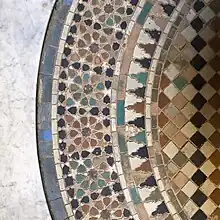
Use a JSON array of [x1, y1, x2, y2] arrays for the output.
[[37, 0, 220, 219]]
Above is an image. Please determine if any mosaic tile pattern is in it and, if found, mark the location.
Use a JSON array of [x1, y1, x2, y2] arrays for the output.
[[37, 0, 220, 219]]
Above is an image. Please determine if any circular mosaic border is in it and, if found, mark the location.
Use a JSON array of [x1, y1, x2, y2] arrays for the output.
[[35, 0, 200, 219]]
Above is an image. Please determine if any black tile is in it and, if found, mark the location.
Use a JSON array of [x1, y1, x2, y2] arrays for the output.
[[191, 17, 204, 32], [192, 170, 207, 186], [191, 74, 206, 90], [194, 0, 205, 12], [190, 54, 207, 71], [190, 131, 206, 148], [190, 112, 206, 128], [191, 93, 206, 110], [191, 189, 207, 207], [191, 209, 207, 220], [191, 35, 206, 52], [190, 150, 206, 167]]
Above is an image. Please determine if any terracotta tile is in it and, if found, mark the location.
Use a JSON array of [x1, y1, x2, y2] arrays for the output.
[[209, 131, 220, 148], [158, 112, 169, 128], [210, 112, 220, 129], [159, 132, 169, 147], [209, 93, 220, 110], [158, 92, 170, 109], [210, 188, 220, 205], [210, 169, 220, 185], [163, 122, 178, 138], [172, 172, 188, 189], [210, 56, 220, 72], [210, 150, 220, 167], [173, 132, 187, 149], [160, 74, 170, 90], [172, 93, 188, 110]]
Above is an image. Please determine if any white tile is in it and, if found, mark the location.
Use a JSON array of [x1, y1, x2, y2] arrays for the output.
[[181, 84, 197, 101], [200, 141, 216, 158], [163, 142, 179, 159], [186, 9, 196, 22], [200, 160, 216, 176], [201, 199, 216, 216], [181, 161, 197, 178], [181, 122, 197, 138], [181, 142, 197, 158], [184, 200, 198, 217], [182, 181, 197, 197], [164, 64, 179, 80], [164, 84, 179, 99], [200, 179, 216, 196], [181, 102, 197, 119]]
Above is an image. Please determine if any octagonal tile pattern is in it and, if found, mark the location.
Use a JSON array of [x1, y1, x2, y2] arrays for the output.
[[37, 0, 220, 219]]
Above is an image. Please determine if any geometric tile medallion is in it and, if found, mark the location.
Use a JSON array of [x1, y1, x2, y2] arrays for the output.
[[37, 0, 220, 219]]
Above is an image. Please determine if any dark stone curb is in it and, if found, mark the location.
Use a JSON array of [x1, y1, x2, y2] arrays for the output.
[[36, 1, 72, 219]]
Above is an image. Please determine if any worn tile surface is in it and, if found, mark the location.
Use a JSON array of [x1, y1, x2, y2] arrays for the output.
[[37, 0, 220, 219]]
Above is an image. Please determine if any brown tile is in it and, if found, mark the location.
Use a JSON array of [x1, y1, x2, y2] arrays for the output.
[[210, 17, 220, 33], [209, 74, 220, 91], [163, 122, 178, 138], [172, 172, 188, 189], [210, 56, 220, 72], [210, 169, 220, 185], [209, 36, 220, 52], [158, 112, 169, 128], [158, 92, 170, 109], [160, 132, 170, 147], [210, 0, 220, 16], [172, 112, 188, 129], [209, 93, 220, 110], [210, 150, 220, 167], [209, 131, 220, 148], [167, 162, 179, 178], [173, 132, 187, 149], [172, 93, 188, 110], [173, 151, 187, 167], [168, 45, 179, 62], [210, 207, 220, 219], [210, 188, 220, 205], [210, 112, 220, 129], [160, 74, 170, 90]]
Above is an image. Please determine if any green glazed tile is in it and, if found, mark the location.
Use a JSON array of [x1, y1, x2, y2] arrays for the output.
[[118, 135, 127, 153], [137, 2, 153, 25], [117, 100, 125, 125], [131, 72, 148, 85], [129, 187, 141, 204], [173, 75, 188, 90]]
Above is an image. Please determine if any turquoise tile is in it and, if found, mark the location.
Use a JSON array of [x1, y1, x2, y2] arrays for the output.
[[137, 2, 153, 25], [117, 100, 125, 125], [129, 187, 141, 204], [130, 131, 146, 144], [131, 72, 148, 85]]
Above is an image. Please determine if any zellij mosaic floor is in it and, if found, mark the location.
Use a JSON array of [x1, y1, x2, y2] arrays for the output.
[[40, 0, 220, 219]]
